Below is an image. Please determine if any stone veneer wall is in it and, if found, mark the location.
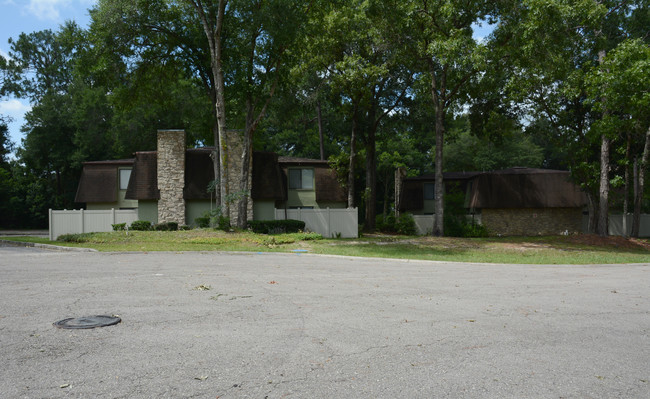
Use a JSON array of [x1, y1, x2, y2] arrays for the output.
[[481, 207, 583, 236], [225, 129, 253, 223], [157, 130, 186, 224]]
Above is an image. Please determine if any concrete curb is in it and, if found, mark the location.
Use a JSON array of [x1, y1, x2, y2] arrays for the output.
[[0, 239, 98, 252]]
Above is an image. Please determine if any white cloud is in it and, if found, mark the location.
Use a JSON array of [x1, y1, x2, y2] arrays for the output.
[[0, 98, 31, 115], [25, 0, 72, 21]]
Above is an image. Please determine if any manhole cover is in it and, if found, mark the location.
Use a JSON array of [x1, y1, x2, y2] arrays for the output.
[[53, 315, 121, 329]]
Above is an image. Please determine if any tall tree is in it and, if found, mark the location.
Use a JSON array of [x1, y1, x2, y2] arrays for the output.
[[406, 0, 513, 236], [586, 38, 650, 237]]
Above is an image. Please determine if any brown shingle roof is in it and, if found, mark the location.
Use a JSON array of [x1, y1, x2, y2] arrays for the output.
[[184, 148, 215, 200], [278, 156, 329, 166], [315, 167, 346, 203], [467, 168, 587, 208], [75, 161, 131, 203], [125, 152, 159, 200], [252, 152, 285, 200]]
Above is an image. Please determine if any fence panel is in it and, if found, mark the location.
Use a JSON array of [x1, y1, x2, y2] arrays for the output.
[[49, 209, 139, 240], [602, 214, 650, 237], [275, 208, 358, 238]]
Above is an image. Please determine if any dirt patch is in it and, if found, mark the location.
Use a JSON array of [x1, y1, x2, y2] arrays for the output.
[[564, 234, 650, 251]]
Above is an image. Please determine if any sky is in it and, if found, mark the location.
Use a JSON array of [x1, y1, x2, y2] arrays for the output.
[[0, 0, 97, 149]]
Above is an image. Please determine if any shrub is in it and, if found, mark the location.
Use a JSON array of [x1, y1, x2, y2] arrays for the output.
[[57, 233, 94, 242], [179, 225, 191, 231], [395, 213, 417, 235], [214, 216, 230, 231], [130, 220, 153, 231], [112, 223, 126, 231], [248, 219, 306, 234], [443, 191, 488, 237], [195, 216, 210, 228], [462, 222, 489, 238], [376, 213, 397, 233], [153, 221, 179, 231]]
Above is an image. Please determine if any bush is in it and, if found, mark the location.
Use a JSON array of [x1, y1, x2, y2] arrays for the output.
[[461, 222, 489, 238], [153, 221, 179, 231], [112, 223, 126, 231], [395, 213, 417, 235], [179, 225, 191, 231], [376, 213, 415, 235], [195, 216, 210, 228], [248, 219, 306, 234], [376, 214, 396, 233], [443, 191, 488, 237], [57, 233, 94, 243], [130, 220, 153, 231], [214, 216, 230, 231]]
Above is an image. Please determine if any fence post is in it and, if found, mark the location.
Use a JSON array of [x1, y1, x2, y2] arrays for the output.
[[80, 209, 85, 234], [49, 209, 53, 241], [112, 208, 116, 225]]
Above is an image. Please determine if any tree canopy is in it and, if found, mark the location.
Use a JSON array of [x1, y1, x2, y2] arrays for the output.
[[1, 0, 648, 236]]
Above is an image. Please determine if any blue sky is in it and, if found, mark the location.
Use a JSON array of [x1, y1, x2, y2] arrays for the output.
[[1, 0, 96, 149]]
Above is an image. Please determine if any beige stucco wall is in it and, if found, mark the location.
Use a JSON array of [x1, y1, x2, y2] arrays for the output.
[[481, 207, 583, 236], [185, 200, 213, 227], [137, 201, 158, 224], [253, 200, 276, 220]]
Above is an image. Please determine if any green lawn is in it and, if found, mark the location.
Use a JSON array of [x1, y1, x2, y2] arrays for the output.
[[3, 230, 649, 264]]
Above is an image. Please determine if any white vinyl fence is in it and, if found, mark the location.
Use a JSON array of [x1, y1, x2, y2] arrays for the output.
[[583, 214, 650, 237], [411, 214, 482, 236], [275, 208, 358, 238], [49, 209, 139, 240]]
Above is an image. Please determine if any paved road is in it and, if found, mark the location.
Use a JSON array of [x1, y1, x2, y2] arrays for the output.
[[1, 246, 649, 398]]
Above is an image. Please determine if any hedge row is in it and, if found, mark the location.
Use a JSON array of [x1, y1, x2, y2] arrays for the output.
[[247, 219, 305, 234]]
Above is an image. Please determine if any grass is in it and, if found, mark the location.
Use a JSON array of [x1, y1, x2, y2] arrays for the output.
[[3, 230, 649, 264]]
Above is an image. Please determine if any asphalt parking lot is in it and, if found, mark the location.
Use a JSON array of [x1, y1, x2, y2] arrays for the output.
[[1, 245, 649, 398]]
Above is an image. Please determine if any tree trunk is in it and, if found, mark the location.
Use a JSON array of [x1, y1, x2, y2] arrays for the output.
[[433, 108, 445, 237], [364, 123, 377, 232], [347, 104, 358, 208], [623, 133, 630, 237], [632, 158, 640, 237], [317, 100, 325, 161], [191, 0, 229, 215], [210, 121, 221, 208], [596, 49, 609, 237], [429, 61, 445, 236], [632, 126, 650, 237], [587, 192, 598, 234], [237, 98, 255, 229], [598, 134, 610, 236]]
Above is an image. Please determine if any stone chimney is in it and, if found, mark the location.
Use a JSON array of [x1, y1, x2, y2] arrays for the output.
[[157, 129, 186, 224]]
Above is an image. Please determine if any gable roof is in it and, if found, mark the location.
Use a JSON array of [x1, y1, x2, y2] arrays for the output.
[[466, 168, 587, 208], [183, 148, 215, 200], [125, 152, 159, 200], [75, 159, 134, 203], [277, 156, 347, 203], [252, 152, 285, 200]]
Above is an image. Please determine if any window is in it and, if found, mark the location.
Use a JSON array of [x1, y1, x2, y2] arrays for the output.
[[424, 183, 435, 200], [119, 169, 132, 190], [288, 168, 314, 190]]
